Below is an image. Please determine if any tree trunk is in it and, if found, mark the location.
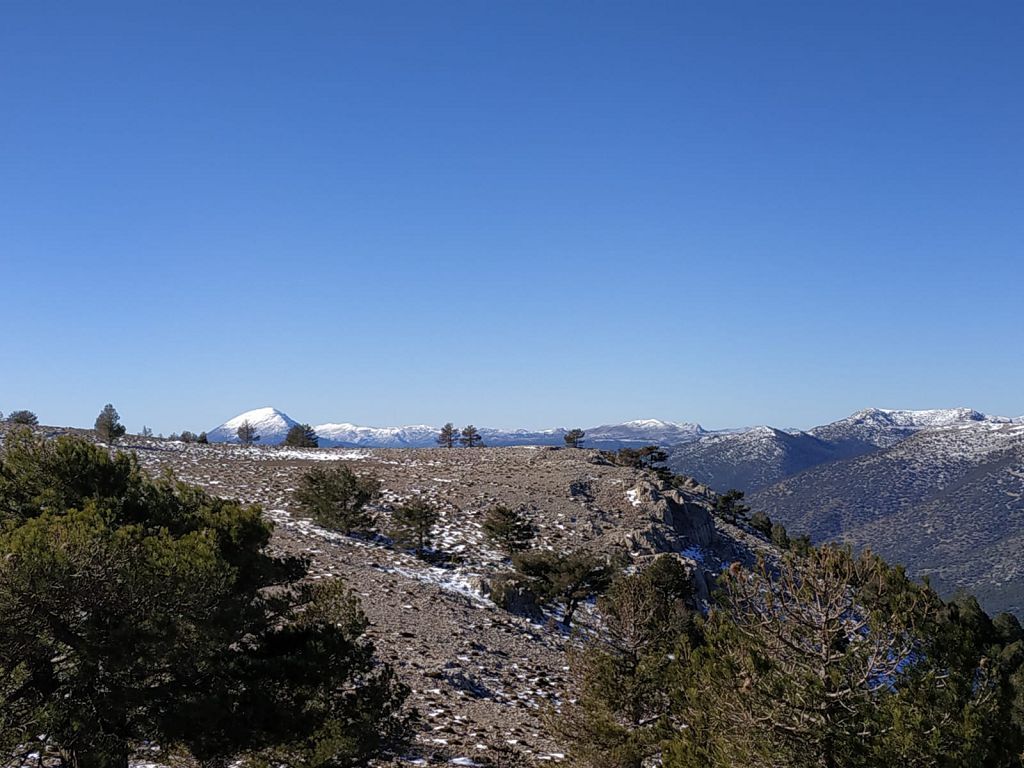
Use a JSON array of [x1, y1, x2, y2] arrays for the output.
[[563, 598, 578, 628]]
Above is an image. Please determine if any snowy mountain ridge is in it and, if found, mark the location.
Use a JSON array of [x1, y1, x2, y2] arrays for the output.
[[207, 405, 1017, 449]]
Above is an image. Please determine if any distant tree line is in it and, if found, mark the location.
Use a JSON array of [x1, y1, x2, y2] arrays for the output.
[[434, 424, 588, 449], [436, 423, 484, 448]]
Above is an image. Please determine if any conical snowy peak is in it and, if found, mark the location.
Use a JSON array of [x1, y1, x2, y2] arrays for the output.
[[207, 407, 300, 445]]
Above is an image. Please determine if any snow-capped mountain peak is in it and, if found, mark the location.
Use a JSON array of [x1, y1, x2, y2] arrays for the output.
[[847, 407, 998, 428], [207, 407, 300, 444]]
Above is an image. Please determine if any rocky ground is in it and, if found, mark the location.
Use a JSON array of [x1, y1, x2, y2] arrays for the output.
[[4, 428, 766, 766]]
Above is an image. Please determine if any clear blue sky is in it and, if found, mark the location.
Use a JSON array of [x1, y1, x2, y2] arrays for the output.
[[2, 1, 1022, 434]]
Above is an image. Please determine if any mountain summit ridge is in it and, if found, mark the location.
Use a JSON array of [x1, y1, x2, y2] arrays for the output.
[[206, 405, 1015, 448]]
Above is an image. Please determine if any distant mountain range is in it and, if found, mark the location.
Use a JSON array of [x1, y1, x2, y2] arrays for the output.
[[208, 406, 1018, 462], [206, 408, 718, 449], [667, 407, 1020, 494]]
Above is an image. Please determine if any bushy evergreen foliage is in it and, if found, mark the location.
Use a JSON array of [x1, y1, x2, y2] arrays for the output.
[[606, 445, 668, 469], [555, 543, 1024, 767], [0, 431, 409, 768], [294, 463, 379, 534], [770, 520, 791, 549], [749, 510, 773, 537], [482, 504, 535, 555], [603, 446, 673, 481], [511, 550, 614, 627], [553, 556, 698, 768], [713, 488, 750, 524], [666, 546, 1024, 767], [196, 431, 208, 444], [390, 497, 440, 556], [564, 428, 585, 448], [436, 423, 457, 448], [6, 410, 38, 426], [459, 424, 483, 447], [236, 419, 259, 446], [94, 404, 126, 444], [285, 423, 319, 447]]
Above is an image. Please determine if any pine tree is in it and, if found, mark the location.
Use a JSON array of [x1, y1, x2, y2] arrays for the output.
[[294, 463, 379, 534], [140, 426, 153, 437], [460, 424, 483, 447], [6, 410, 38, 426], [564, 428, 586, 448], [0, 432, 410, 768], [749, 510, 772, 537], [552, 556, 697, 768], [512, 549, 614, 627], [94, 403, 126, 444], [482, 504, 535, 555], [436, 422, 457, 448], [770, 521, 791, 549], [197, 432, 208, 444], [713, 489, 750, 524], [390, 497, 440, 556], [284, 423, 319, 447], [236, 420, 260, 446], [665, 546, 1011, 768]]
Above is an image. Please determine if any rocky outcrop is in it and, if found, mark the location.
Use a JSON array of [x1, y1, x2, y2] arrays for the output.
[[619, 479, 717, 554]]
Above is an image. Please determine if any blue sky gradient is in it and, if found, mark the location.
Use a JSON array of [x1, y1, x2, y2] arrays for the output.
[[2, 2, 1022, 433]]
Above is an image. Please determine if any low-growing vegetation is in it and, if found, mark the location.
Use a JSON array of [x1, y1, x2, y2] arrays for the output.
[[294, 463, 379, 534], [0, 431, 409, 768]]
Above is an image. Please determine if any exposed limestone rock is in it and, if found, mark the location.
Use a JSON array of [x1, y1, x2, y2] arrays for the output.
[[615, 479, 717, 555]]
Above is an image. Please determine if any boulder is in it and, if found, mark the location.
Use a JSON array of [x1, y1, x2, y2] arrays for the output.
[[627, 479, 717, 550]]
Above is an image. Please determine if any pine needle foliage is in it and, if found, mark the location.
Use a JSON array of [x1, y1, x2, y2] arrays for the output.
[[665, 546, 1021, 768], [0, 431, 409, 768], [294, 463, 379, 534], [552, 555, 698, 768], [436, 423, 457, 448], [235, 419, 259, 446], [285, 423, 319, 447], [482, 504, 535, 555], [93, 404, 126, 444], [390, 496, 440, 556], [5, 410, 37, 426], [459, 424, 483, 447], [512, 550, 614, 627]]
